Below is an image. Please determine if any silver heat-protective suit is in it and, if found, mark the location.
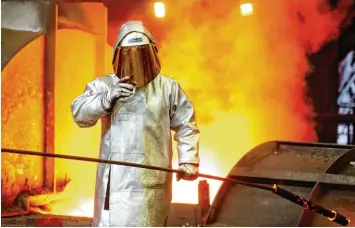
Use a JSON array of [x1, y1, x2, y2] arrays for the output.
[[71, 21, 200, 227]]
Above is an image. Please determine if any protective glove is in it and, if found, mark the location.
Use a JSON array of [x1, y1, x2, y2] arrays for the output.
[[176, 163, 199, 181], [102, 76, 135, 111]]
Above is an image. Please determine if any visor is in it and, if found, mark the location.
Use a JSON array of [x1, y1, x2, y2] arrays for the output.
[[113, 44, 161, 87]]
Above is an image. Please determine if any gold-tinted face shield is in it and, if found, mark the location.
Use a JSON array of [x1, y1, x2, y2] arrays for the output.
[[112, 44, 161, 87]]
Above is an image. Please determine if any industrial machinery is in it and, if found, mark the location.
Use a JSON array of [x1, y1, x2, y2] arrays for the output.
[[2, 141, 355, 226], [205, 141, 355, 227]]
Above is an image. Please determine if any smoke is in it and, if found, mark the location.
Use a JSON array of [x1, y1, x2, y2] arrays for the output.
[[148, 0, 351, 171], [106, 0, 354, 203], [150, 0, 353, 202]]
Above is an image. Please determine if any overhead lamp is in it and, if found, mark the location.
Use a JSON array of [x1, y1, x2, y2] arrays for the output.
[[240, 2, 253, 16], [154, 2, 165, 18]]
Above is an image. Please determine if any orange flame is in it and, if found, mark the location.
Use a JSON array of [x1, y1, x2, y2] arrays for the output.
[[149, 0, 352, 204], [2, 0, 353, 219]]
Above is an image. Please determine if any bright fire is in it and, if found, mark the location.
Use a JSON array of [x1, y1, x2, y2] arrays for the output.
[[2, 0, 353, 219]]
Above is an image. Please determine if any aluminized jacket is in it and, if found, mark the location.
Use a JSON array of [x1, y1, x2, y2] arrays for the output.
[[71, 73, 200, 226]]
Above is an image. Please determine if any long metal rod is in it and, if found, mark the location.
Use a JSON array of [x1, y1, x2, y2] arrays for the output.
[[1, 148, 271, 190], [1, 148, 350, 226]]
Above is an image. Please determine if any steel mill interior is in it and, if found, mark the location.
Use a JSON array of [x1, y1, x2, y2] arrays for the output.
[[1, 0, 355, 227]]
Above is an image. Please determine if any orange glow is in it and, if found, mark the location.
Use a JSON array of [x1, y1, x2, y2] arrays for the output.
[[2, 0, 353, 219], [54, 29, 113, 217], [1, 29, 112, 217], [1, 35, 45, 207], [155, 0, 352, 203], [26, 182, 95, 216]]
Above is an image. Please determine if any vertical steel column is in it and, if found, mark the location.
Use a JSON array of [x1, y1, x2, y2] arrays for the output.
[[43, 1, 58, 192]]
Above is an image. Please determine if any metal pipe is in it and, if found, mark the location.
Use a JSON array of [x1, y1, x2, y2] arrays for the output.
[[1, 148, 350, 226]]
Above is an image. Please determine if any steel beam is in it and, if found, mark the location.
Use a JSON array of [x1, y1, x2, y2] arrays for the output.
[[43, 1, 57, 192]]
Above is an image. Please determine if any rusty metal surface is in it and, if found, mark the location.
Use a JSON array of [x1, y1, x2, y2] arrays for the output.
[[297, 149, 355, 227], [302, 187, 355, 227], [212, 185, 312, 227], [205, 141, 355, 227], [235, 141, 353, 173], [231, 168, 355, 186]]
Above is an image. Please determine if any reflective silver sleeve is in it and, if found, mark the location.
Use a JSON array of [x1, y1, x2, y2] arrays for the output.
[[71, 79, 111, 128], [170, 81, 200, 165]]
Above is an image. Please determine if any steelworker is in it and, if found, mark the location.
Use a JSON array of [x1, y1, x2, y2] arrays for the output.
[[71, 21, 200, 227]]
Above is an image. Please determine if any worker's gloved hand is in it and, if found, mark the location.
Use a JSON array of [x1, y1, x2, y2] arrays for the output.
[[176, 163, 199, 181], [102, 75, 135, 111]]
